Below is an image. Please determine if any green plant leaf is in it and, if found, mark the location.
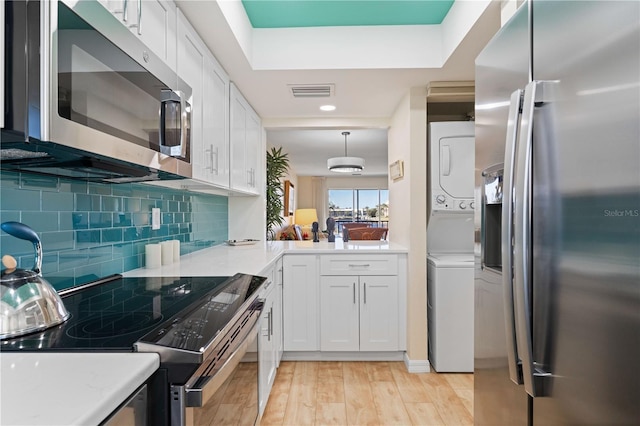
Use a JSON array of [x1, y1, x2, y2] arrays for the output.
[[266, 146, 290, 240]]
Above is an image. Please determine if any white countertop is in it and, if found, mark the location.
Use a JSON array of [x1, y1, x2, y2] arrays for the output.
[[124, 239, 407, 278], [0, 352, 159, 426]]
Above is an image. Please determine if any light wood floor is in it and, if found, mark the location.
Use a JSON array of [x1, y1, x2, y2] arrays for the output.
[[260, 361, 473, 426]]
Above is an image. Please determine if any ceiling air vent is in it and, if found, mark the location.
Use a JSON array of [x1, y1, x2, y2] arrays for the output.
[[289, 84, 334, 98]]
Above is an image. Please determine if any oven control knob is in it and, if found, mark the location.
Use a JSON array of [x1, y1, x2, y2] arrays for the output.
[[436, 195, 446, 204], [470, 201, 475, 210], [459, 202, 467, 210]]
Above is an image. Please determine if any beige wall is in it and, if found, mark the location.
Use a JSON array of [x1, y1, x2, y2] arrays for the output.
[[388, 87, 428, 365]]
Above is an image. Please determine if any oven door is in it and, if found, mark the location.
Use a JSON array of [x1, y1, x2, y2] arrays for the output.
[[171, 306, 262, 426]]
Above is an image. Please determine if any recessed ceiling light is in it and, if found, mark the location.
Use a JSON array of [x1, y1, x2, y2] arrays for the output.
[[320, 105, 336, 112]]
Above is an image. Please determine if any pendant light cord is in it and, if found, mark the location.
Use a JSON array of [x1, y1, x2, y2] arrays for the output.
[[342, 131, 350, 156]]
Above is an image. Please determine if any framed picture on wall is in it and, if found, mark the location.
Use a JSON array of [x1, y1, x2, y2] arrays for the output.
[[284, 181, 294, 216]]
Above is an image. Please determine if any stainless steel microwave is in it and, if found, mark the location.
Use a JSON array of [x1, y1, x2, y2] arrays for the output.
[[1, 0, 192, 182]]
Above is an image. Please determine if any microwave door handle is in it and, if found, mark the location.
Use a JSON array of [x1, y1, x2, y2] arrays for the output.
[[502, 89, 524, 386], [180, 94, 188, 159]]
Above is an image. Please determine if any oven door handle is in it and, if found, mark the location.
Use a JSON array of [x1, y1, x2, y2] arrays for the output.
[[183, 307, 262, 408]]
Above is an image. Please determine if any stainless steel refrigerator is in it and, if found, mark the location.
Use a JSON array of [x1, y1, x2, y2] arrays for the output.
[[474, 1, 640, 425]]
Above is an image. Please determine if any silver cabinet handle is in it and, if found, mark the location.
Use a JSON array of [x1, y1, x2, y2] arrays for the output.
[[137, 0, 142, 35], [213, 147, 219, 174], [112, 0, 128, 22], [353, 282, 356, 304], [128, 0, 142, 35], [363, 283, 367, 304], [502, 89, 524, 386], [348, 264, 370, 268], [205, 145, 218, 174], [269, 307, 273, 339]]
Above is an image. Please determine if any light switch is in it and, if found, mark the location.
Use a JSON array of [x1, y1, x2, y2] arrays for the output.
[[151, 208, 161, 230]]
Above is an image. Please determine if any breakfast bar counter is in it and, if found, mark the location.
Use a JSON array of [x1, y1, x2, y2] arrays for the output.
[[123, 239, 408, 278]]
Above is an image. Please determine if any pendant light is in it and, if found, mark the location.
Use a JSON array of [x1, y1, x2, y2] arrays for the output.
[[327, 131, 365, 173]]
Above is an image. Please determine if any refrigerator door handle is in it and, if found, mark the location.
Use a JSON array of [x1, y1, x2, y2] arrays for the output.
[[514, 80, 556, 397], [502, 89, 524, 386], [513, 80, 538, 397]]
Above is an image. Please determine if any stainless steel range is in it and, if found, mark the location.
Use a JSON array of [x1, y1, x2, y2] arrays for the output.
[[1, 273, 266, 426]]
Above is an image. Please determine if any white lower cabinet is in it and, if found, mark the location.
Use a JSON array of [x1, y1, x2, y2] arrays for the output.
[[320, 275, 399, 352], [257, 264, 281, 416], [282, 255, 319, 351]]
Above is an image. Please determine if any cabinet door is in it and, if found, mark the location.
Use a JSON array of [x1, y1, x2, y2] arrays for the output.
[[274, 258, 284, 364], [244, 109, 261, 194], [100, 0, 176, 71], [177, 11, 204, 179], [229, 84, 248, 192], [202, 53, 229, 186], [283, 255, 318, 351], [135, 0, 176, 70], [258, 290, 275, 415], [359, 275, 399, 351], [320, 276, 359, 351]]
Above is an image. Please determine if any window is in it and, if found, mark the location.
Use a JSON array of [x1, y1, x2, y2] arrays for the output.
[[328, 189, 389, 233]]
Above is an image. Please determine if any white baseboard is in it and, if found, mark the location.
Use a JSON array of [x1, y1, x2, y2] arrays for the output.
[[403, 353, 431, 373], [282, 351, 405, 362]]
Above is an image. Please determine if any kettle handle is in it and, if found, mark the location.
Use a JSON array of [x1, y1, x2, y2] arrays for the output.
[[1, 222, 43, 274]]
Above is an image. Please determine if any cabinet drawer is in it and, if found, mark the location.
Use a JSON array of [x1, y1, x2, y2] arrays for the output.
[[320, 255, 398, 276]]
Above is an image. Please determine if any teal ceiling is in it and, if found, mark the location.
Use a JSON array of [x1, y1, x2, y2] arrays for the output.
[[241, 0, 455, 28]]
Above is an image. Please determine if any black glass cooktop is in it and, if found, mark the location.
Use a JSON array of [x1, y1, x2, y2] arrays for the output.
[[0, 274, 262, 352]]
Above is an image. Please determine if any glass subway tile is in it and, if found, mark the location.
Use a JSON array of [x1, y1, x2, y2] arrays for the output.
[[0, 188, 40, 211], [21, 212, 59, 232], [123, 198, 141, 213], [76, 194, 100, 211], [75, 230, 100, 246], [89, 212, 112, 228], [71, 212, 88, 229], [0, 211, 21, 223], [87, 182, 112, 196], [43, 192, 74, 211], [101, 196, 122, 212], [41, 231, 75, 251], [113, 242, 133, 258], [102, 228, 123, 243], [113, 212, 132, 227]]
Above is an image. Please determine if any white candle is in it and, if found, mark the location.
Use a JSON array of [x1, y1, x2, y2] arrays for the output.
[[171, 240, 180, 262], [145, 244, 161, 269], [160, 241, 174, 265]]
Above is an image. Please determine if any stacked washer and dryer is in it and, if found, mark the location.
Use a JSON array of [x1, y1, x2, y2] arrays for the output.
[[426, 121, 475, 373]]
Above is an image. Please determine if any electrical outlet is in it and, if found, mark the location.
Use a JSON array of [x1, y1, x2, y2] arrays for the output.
[[152, 208, 161, 230]]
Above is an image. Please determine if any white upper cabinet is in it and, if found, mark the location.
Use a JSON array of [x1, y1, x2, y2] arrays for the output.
[[230, 83, 261, 195], [176, 10, 230, 188], [98, 0, 177, 71], [201, 54, 230, 187], [177, 10, 204, 180]]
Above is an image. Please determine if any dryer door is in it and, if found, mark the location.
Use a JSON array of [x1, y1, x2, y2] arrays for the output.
[[439, 135, 475, 199]]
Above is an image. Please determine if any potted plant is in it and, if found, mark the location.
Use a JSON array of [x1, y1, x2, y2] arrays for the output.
[[266, 147, 290, 240]]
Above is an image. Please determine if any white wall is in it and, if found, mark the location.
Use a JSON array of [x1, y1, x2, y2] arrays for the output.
[[388, 87, 428, 368]]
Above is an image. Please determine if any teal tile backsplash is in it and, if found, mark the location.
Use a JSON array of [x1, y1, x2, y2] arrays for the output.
[[0, 171, 228, 290]]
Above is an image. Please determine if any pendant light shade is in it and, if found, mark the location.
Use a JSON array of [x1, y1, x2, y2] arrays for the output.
[[327, 132, 365, 173]]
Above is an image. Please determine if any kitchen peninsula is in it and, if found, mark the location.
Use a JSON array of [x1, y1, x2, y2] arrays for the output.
[[122, 239, 408, 278]]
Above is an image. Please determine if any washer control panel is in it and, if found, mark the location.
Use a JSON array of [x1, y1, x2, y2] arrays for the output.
[[432, 192, 475, 212]]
